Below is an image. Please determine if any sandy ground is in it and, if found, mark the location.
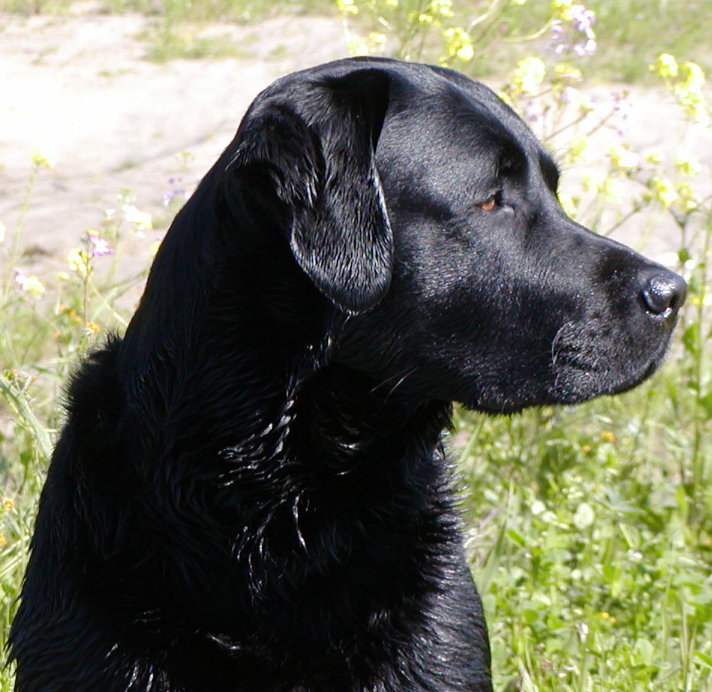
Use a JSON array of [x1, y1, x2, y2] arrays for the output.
[[1, 10, 347, 290], [2, 9, 710, 304]]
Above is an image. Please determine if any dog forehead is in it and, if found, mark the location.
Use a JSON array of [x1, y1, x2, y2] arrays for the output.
[[392, 69, 538, 151]]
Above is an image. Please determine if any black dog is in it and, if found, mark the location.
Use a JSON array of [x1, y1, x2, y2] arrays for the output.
[[10, 58, 685, 691]]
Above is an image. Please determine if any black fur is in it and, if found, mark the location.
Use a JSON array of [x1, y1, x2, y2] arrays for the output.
[[9, 58, 685, 691]]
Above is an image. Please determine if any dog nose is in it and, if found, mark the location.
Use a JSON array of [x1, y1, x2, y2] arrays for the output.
[[641, 270, 687, 318]]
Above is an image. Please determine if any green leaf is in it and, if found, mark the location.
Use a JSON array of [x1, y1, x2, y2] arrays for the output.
[[700, 391, 712, 420], [682, 323, 701, 355], [694, 651, 712, 669]]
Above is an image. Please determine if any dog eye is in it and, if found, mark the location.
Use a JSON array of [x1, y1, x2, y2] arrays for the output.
[[478, 198, 497, 212], [477, 192, 502, 212]]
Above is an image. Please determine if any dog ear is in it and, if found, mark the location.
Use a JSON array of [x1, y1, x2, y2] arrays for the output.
[[223, 69, 393, 313]]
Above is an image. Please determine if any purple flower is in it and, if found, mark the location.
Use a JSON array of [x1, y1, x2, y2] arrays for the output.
[[88, 234, 114, 258], [548, 4, 597, 57], [163, 176, 189, 207]]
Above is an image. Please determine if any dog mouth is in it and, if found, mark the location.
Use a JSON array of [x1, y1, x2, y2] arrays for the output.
[[548, 326, 674, 405]]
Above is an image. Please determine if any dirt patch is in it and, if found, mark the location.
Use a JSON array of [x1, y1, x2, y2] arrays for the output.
[[1, 10, 346, 288]]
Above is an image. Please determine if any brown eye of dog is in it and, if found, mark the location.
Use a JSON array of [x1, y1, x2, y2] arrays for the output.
[[478, 197, 498, 212]]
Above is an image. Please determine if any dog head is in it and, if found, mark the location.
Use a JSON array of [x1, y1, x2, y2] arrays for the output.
[[220, 57, 686, 414]]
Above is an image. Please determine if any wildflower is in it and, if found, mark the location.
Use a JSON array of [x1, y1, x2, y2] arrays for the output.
[[573, 501, 594, 530], [608, 143, 640, 171], [162, 177, 189, 207], [347, 35, 370, 55], [530, 499, 546, 516], [674, 152, 700, 178], [14, 271, 46, 299], [443, 27, 474, 62], [552, 0, 574, 15], [570, 4, 595, 35], [0, 534, 7, 548], [87, 233, 114, 258], [337, 0, 358, 14], [649, 176, 678, 209], [676, 182, 699, 212], [510, 57, 546, 95], [122, 204, 153, 231], [558, 193, 578, 217], [4, 498, 14, 511], [549, 2, 596, 57], [367, 32, 387, 50], [564, 135, 589, 164], [67, 247, 91, 278], [674, 61, 707, 120], [30, 146, 57, 169], [85, 322, 101, 334], [600, 430, 616, 443], [418, 13, 434, 24], [554, 63, 583, 83], [430, 0, 454, 18], [653, 52, 679, 79], [600, 177, 623, 204]]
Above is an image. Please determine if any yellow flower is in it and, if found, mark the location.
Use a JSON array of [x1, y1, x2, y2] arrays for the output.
[[558, 193, 578, 218], [554, 63, 583, 82], [443, 27, 474, 62], [649, 176, 678, 209], [85, 322, 101, 333], [337, 0, 358, 15], [347, 35, 370, 56], [674, 152, 700, 177], [0, 534, 7, 548], [600, 177, 623, 204], [653, 53, 679, 79], [552, 0, 574, 20], [676, 182, 699, 212], [600, 430, 616, 444], [564, 135, 589, 164], [367, 32, 387, 48], [15, 272, 46, 299], [430, 0, 454, 18], [674, 61, 707, 119], [122, 204, 153, 231], [510, 57, 546, 96], [608, 143, 640, 171], [30, 146, 57, 169], [67, 247, 91, 278], [418, 12, 434, 24], [4, 498, 14, 511]]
